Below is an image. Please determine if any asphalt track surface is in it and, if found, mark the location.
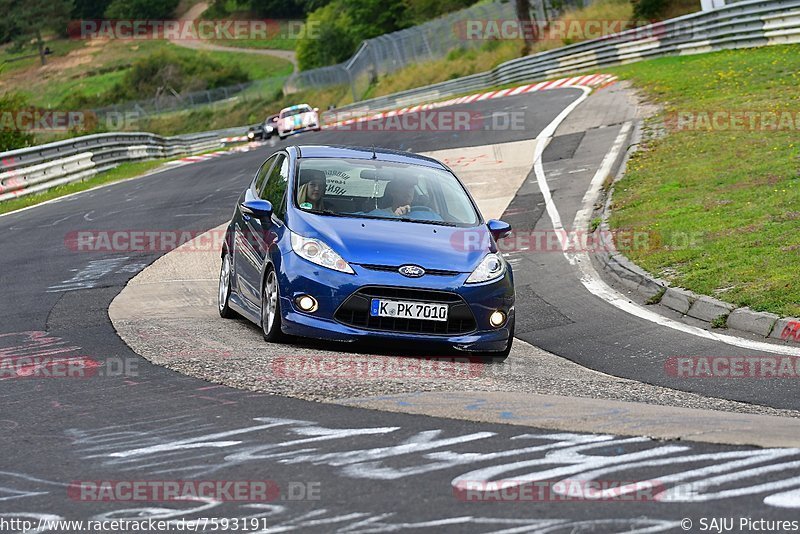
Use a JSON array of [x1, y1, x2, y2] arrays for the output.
[[2, 88, 800, 531]]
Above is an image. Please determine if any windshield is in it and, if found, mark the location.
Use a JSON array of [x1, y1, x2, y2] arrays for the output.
[[280, 106, 312, 118], [294, 158, 480, 227]]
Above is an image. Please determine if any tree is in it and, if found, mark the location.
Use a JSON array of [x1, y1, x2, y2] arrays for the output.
[[72, 0, 113, 18], [0, 0, 73, 65], [296, 0, 408, 70], [0, 93, 36, 151], [403, 0, 476, 26], [296, 1, 358, 69], [104, 0, 180, 19]]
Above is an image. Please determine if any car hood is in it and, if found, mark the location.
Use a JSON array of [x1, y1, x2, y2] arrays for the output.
[[288, 212, 492, 272], [283, 112, 317, 127]]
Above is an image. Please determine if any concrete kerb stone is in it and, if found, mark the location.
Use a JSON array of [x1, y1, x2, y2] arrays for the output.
[[589, 105, 799, 343], [687, 295, 736, 324], [661, 287, 698, 315], [727, 308, 780, 337], [770, 317, 800, 342]]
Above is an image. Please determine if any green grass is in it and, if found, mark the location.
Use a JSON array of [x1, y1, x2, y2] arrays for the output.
[[0, 159, 170, 215], [212, 37, 298, 51], [607, 44, 800, 317], [1, 39, 293, 109], [132, 82, 351, 136]]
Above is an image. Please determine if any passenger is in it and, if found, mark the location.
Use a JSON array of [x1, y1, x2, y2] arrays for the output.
[[297, 170, 328, 211]]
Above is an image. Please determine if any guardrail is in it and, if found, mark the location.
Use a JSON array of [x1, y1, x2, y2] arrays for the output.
[[3, 0, 799, 204], [326, 0, 800, 115], [0, 127, 244, 202]]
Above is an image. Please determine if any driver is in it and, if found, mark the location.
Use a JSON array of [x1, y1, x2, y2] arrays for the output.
[[297, 170, 328, 211], [382, 177, 416, 216]]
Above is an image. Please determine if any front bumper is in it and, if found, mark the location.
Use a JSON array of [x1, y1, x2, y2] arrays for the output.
[[275, 252, 514, 352]]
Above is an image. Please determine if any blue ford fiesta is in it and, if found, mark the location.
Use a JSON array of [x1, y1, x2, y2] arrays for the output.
[[218, 145, 515, 359]]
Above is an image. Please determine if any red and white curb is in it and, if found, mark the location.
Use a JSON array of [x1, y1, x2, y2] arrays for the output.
[[167, 141, 265, 166], [165, 73, 617, 166], [322, 73, 618, 129]]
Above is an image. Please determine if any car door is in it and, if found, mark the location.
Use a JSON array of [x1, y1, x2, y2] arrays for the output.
[[233, 155, 277, 311], [252, 153, 290, 282]]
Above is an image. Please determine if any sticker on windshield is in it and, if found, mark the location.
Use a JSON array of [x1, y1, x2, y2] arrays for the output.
[[300, 202, 313, 209]]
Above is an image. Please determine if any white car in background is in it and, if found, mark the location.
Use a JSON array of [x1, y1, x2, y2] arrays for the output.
[[277, 104, 321, 140]]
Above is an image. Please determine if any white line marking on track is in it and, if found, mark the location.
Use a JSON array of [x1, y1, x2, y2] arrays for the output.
[[532, 109, 800, 356], [532, 86, 592, 242]]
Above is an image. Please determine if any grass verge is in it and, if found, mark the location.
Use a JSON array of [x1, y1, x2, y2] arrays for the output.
[[1, 39, 293, 109], [607, 44, 800, 317]]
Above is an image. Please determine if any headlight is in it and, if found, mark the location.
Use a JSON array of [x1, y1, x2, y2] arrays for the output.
[[247, 131, 254, 139], [290, 231, 354, 274], [465, 253, 506, 284]]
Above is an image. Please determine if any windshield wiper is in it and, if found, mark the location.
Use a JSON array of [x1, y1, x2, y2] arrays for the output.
[[394, 217, 459, 227]]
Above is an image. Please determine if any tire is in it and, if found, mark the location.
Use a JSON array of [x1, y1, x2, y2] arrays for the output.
[[218, 251, 236, 319], [261, 268, 284, 342]]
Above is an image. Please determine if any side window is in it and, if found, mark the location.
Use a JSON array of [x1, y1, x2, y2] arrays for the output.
[[260, 154, 289, 218], [253, 155, 277, 194]]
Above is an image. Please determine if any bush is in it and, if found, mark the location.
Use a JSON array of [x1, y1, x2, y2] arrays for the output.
[[296, 1, 359, 69], [632, 0, 668, 20], [116, 50, 249, 97], [0, 93, 36, 151], [61, 50, 250, 108], [297, 0, 411, 70], [403, 0, 477, 25]]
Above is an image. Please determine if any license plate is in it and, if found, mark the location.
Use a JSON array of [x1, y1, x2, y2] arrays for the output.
[[370, 299, 448, 322]]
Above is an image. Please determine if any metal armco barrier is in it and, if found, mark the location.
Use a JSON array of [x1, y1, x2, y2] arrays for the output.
[[0, 128, 243, 202], [328, 0, 800, 114], [3, 0, 799, 203]]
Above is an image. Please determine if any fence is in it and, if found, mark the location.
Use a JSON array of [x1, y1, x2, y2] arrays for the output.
[[91, 76, 288, 123], [89, 0, 577, 120], [3, 0, 799, 203], [325, 0, 800, 116], [284, 0, 587, 101]]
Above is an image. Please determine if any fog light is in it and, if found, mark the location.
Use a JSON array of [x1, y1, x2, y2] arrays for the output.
[[296, 295, 318, 313], [489, 310, 506, 328]]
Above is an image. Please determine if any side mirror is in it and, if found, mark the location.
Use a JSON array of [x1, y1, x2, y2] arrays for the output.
[[487, 219, 512, 240], [313, 107, 319, 113], [241, 199, 273, 220]]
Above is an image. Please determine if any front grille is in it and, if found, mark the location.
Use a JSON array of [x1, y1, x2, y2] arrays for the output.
[[334, 286, 477, 335], [358, 264, 461, 277]]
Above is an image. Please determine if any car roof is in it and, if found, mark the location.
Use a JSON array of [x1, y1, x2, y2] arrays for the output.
[[292, 145, 447, 170], [281, 104, 312, 112]]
